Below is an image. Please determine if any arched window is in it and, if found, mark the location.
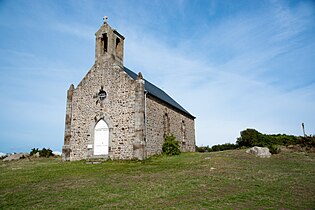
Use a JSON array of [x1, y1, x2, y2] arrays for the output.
[[94, 119, 109, 155], [181, 120, 186, 142], [163, 113, 170, 138]]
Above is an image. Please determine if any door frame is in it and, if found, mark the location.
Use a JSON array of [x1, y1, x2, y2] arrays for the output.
[[93, 119, 109, 156]]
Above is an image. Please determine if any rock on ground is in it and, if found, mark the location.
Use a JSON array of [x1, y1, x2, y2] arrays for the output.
[[2, 153, 29, 161], [246, 146, 271, 158]]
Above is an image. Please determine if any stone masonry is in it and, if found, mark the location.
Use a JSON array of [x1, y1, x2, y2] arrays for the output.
[[62, 18, 195, 161], [146, 96, 195, 157]]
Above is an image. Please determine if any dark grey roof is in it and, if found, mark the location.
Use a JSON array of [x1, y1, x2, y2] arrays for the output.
[[123, 67, 195, 119]]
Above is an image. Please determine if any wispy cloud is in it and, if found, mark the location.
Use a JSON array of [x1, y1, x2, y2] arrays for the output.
[[52, 22, 95, 40], [123, 0, 315, 145]]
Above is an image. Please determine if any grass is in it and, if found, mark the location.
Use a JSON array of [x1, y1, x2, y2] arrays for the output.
[[1, 150, 315, 209]]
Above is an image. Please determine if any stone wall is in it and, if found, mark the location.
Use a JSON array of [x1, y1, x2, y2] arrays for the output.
[[62, 84, 74, 161], [95, 22, 124, 66], [64, 60, 142, 161], [145, 95, 195, 157]]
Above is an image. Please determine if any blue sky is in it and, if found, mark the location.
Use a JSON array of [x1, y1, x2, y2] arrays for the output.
[[0, 0, 315, 153]]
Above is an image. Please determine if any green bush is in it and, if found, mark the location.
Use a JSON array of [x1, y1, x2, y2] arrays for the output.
[[196, 144, 237, 153], [162, 134, 181, 156], [211, 143, 237, 151], [298, 136, 315, 147], [197, 129, 314, 154], [199, 129, 314, 154], [30, 148, 39, 156], [236, 129, 302, 149], [269, 145, 281, 154], [236, 129, 264, 147], [195, 145, 212, 153], [30, 148, 54, 158]]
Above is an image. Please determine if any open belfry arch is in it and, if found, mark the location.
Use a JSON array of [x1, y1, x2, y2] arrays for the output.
[[62, 17, 196, 161]]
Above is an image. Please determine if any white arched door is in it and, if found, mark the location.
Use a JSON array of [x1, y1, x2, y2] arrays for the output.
[[94, 120, 109, 155]]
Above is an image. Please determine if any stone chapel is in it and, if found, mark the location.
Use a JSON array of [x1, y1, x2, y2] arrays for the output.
[[62, 18, 196, 161]]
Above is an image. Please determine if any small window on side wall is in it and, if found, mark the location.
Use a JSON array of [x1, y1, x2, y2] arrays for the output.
[[181, 120, 186, 142], [163, 113, 170, 138]]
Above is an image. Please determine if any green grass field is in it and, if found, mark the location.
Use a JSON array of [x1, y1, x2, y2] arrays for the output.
[[1, 150, 315, 209]]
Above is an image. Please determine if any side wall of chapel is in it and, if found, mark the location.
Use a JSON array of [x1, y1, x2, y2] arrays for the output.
[[145, 95, 196, 157]]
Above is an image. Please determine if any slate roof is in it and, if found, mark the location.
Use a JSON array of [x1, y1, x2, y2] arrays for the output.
[[123, 67, 195, 119]]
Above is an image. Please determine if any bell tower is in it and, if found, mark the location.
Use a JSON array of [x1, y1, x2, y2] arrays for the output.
[[95, 16, 125, 66]]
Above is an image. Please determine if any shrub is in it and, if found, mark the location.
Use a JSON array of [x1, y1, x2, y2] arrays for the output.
[[269, 145, 281, 154], [162, 134, 181, 156], [197, 144, 237, 153], [236, 129, 264, 147], [30, 148, 54, 158], [298, 136, 315, 147], [39, 148, 53, 158], [236, 129, 303, 149], [30, 148, 39, 156], [211, 143, 237, 151], [195, 145, 212, 153]]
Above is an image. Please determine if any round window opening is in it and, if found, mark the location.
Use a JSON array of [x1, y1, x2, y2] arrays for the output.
[[98, 86, 107, 101]]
